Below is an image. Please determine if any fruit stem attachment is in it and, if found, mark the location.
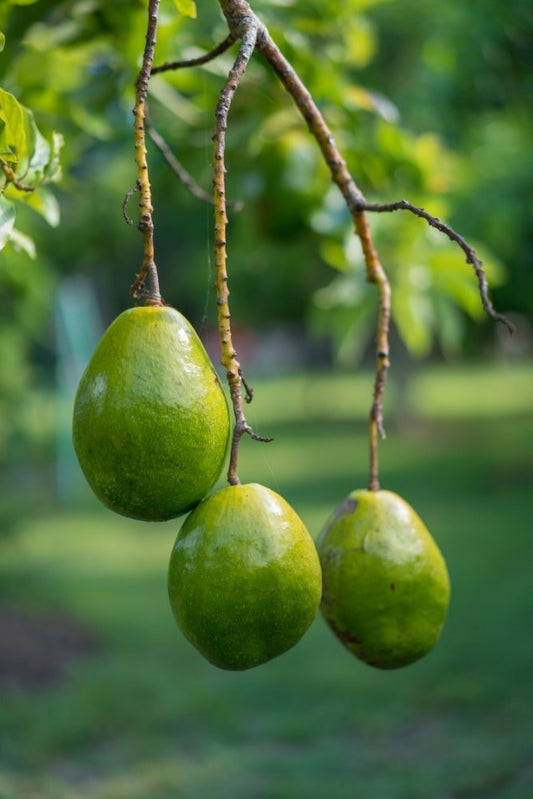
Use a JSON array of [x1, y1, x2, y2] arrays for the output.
[[362, 213, 391, 492], [213, 24, 272, 486], [129, 0, 162, 306]]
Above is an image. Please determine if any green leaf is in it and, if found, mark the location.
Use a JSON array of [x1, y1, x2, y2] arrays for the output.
[[0, 33, 5, 53], [0, 88, 36, 175], [0, 195, 16, 249], [24, 187, 60, 227], [6, 227, 36, 259], [173, 0, 197, 19], [0, 119, 9, 157]]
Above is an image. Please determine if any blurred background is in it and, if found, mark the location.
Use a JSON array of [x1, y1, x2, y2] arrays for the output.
[[0, 0, 532, 796]]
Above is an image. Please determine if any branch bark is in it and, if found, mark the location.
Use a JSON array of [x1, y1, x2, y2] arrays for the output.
[[255, 30, 390, 491], [212, 22, 272, 486], [130, 0, 162, 305]]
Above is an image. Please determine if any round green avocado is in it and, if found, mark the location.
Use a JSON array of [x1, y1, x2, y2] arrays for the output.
[[168, 483, 322, 670], [317, 489, 450, 670], [73, 305, 230, 521]]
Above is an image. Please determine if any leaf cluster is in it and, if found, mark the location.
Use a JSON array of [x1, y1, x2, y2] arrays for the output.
[[0, 0, 528, 365], [0, 88, 62, 252]]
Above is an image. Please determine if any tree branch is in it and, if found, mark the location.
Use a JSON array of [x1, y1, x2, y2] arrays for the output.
[[361, 199, 515, 333], [198, 0, 510, 490], [130, 0, 162, 305], [0, 160, 36, 193], [151, 34, 236, 74], [146, 114, 243, 210], [256, 29, 390, 490], [212, 22, 272, 486]]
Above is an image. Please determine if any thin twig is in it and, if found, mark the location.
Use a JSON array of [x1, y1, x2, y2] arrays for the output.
[[212, 22, 272, 486], [130, 0, 162, 304], [146, 115, 243, 210], [0, 160, 36, 193], [151, 34, 236, 74], [362, 199, 515, 333], [122, 182, 140, 225], [239, 368, 254, 403]]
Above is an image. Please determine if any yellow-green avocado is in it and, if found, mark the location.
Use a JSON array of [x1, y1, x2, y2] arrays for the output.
[[168, 483, 322, 670], [73, 305, 230, 521], [317, 489, 450, 670]]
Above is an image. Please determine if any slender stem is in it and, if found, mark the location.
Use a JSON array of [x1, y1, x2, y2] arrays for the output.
[[256, 31, 390, 490], [130, 0, 162, 305], [147, 115, 243, 210], [151, 34, 236, 74], [213, 23, 272, 485], [0, 160, 36, 192], [363, 199, 514, 333]]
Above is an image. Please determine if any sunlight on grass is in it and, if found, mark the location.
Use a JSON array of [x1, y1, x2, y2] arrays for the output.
[[408, 360, 533, 419]]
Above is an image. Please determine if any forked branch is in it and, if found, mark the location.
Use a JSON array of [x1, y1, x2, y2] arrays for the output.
[[362, 199, 514, 333], [216, 1, 510, 490], [149, 0, 511, 490], [256, 29, 390, 491]]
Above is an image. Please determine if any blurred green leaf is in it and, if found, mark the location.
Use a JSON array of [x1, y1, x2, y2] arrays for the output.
[[173, 0, 197, 19], [0, 33, 5, 52], [23, 187, 60, 227], [0, 195, 15, 248], [5, 226, 36, 258], [0, 88, 35, 172]]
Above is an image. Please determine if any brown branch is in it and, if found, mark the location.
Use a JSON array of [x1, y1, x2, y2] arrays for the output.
[[0, 160, 36, 193], [212, 23, 272, 486], [239, 368, 254, 403], [122, 182, 140, 225], [361, 199, 515, 333], [130, 0, 162, 305], [215, 1, 510, 490], [151, 34, 236, 74], [256, 30, 390, 491]]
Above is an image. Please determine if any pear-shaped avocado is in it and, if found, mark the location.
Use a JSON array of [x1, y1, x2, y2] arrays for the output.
[[73, 305, 230, 521], [317, 489, 450, 670], [168, 483, 322, 670]]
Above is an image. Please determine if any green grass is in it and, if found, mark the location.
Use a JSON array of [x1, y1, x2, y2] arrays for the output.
[[1, 360, 532, 798]]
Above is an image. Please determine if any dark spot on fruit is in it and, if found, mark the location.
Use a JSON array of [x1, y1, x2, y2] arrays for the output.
[[327, 616, 361, 648], [390, 583, 395, 591], [330, 497, 358, 525]]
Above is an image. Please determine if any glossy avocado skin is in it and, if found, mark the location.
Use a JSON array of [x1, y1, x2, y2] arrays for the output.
[[168, 483, 322, 670], [73, 306, 230, 521], [318, 489, 450, 670]]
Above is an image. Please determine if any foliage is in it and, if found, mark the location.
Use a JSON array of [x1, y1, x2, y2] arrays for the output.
[[0, 87, 62, 252], [1, 0, 524, 341], [0, 0, 529, 482]]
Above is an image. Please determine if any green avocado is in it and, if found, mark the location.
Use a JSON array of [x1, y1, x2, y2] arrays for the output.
[[73, 305, 230, 521], [167, 483, 322, 670], [317, 489, 450, 670]]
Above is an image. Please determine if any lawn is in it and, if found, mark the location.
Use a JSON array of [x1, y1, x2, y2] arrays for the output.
[[0, 360, 532, 798]]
